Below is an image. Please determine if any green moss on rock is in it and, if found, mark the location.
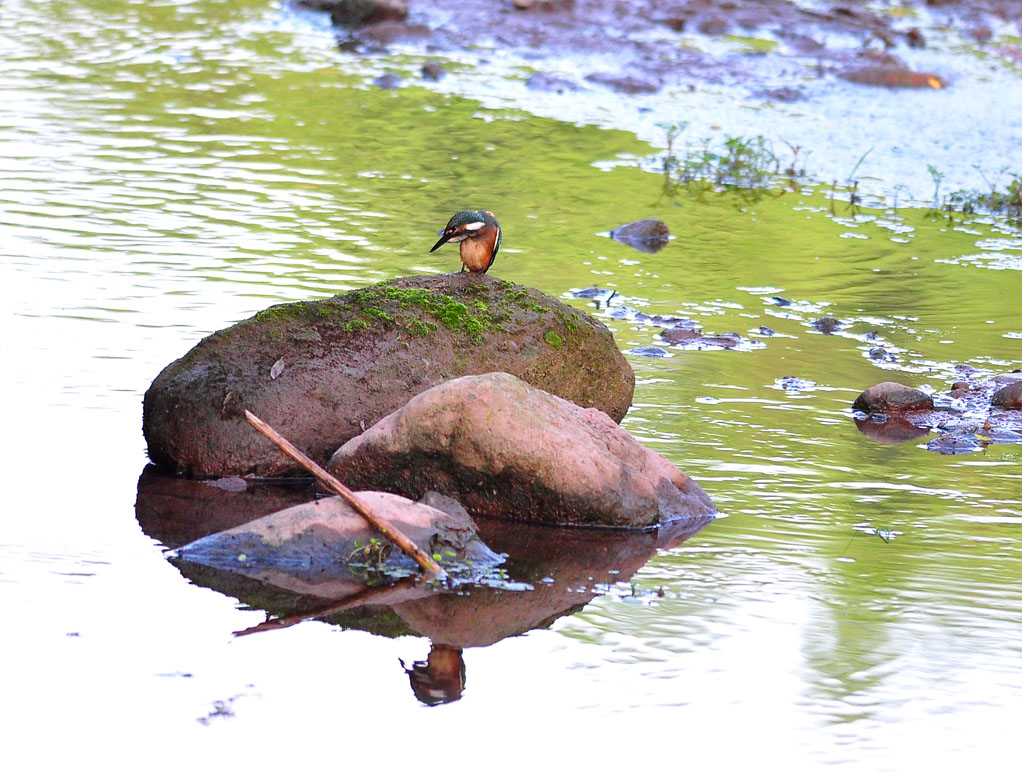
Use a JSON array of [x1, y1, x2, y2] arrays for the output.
[[544, 331, 564, 349]]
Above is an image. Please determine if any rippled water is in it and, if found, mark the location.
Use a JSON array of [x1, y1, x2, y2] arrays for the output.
[[3, 0, 1021, 768]]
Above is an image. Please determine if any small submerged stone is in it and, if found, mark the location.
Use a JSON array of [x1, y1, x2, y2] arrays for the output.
[[811, 316, 842, 334], [526, 73, 579, 92], [372, 72, 402, 89], [585, 72, 661, 95], [609, 218, 671, 253], [628, 346, 671, 358], [421, 61, 447, 81]]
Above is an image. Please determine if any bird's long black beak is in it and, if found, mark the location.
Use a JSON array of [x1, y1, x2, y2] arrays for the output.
[[429, 230, 451, 253]]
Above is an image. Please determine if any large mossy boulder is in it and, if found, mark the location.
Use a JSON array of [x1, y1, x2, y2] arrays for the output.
[[143, 273, 634, 477]]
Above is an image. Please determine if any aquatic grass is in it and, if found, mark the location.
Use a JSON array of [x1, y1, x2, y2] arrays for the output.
[[928, 163, 1022, 222], [656, 122, 792, 203]]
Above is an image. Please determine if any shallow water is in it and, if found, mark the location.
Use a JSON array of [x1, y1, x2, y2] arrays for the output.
[[2, 0, 1021, 768]]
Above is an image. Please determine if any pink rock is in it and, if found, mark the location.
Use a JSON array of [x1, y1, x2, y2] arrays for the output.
[[328, 372, 716, 529]]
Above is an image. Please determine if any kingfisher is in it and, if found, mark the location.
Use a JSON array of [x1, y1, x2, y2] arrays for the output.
[[429, 210, 502, 274]]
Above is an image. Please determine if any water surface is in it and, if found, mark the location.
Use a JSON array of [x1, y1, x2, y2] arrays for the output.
[[2, 0, 1021, 768]]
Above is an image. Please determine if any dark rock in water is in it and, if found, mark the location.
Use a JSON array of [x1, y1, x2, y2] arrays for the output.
[[854, 416, 930, 445], [585, 72, 661, 94], [993, 371, 1022, 384], [342, 21, 436, 52], [992, 380, 1022, 409], [421, 61, 447, 81], [628, 346, 670, 358], [372, 72, 402, 89], [770, 296, 793, 307], [868, 346, 893, 361], [661, 325, 702, 344], [754, 325, 776, 336], [811, 316, 841, 334], [852, 382, 934, 414], [696, 15, 729, 35], [610, 218, 671, 253], [572, 285, 610, 300], [778, 376, 815, 392], [328, 373, 717, 529], [526, 72, 579, 92], [329, 0, 408, 28], [143, 273, 634, 477], [669, 332, 744, 350], [760, 86, 805, 102]]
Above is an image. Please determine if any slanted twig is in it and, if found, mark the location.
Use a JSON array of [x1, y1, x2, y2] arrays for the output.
[[233, 577, 419, 637], [244, 410, 445, 578]]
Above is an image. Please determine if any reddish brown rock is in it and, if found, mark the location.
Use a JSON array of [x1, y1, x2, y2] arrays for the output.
[[841, 64, 945, 89], [328, 372, 716, 529], [852, 381, 934, 414], [329, 0, 408, 28], [143, 274, 634, 477], [992, 381, 1022, 409]]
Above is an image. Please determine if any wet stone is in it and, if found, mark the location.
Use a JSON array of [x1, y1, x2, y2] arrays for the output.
[[329, 0, 408, 28], [421, 61, 447, 81], [661, 325, 702, 344], [992, 381, 1022, 409], [372, 72, 402, 89], [526, 73, 580, 92], [811, 316, 841, 334], [628, 346, 670, 358], [760, 86, 805, 102], [585, 72, 661, 94], [852, 382, 934, 414], [610, 218, 671, 253]]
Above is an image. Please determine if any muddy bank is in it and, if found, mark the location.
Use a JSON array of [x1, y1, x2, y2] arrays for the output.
[[313, 0, 1019, 93]]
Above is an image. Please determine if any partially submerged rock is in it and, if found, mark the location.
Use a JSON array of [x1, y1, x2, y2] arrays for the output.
[[328, 372, 717, 529], [143, 273, 634, 477], [327, 0, 408, 28], [992, 380, 1022, 409], [173, 491, 502, 587], [609, 218, 671, 253], [852, 381, 934, 414], [852, 372, 1022, 454]]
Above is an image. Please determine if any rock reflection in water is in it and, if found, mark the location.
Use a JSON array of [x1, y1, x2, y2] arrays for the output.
[[135, 466, 712, 706]]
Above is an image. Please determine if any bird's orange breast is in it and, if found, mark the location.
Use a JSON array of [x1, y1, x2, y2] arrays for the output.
[[459, 231, 497, 273]]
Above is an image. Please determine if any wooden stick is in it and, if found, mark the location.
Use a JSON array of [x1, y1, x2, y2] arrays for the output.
[[244, 410, 445, 578]]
